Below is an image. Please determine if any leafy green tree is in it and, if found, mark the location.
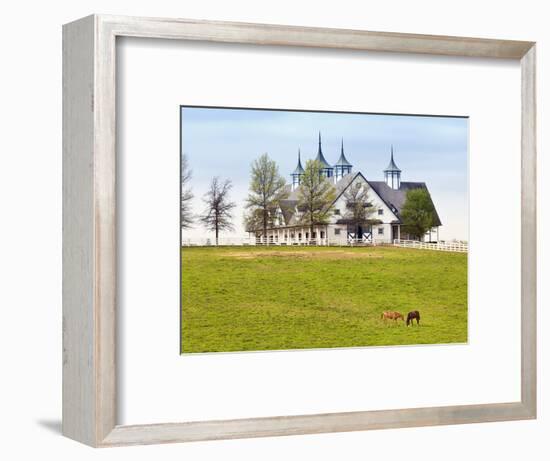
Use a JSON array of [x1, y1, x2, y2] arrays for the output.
[[400, 188, 437, 240], [244, 153, 288, 238], [243, 208, 273, 238], [297, 160, 337, 240], [200, 177, 236, 245], [180, 154, 194, 230], [343, 181, 376, 237]]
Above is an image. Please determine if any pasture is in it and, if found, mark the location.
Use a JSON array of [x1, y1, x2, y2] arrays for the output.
[[181, 245, 467, 353]]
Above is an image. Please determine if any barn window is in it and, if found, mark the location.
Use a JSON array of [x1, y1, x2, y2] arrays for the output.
[[378, 209, 384, 215], [335, 228, 341, 235], [378, 227, 384, 235], [334, 209, 340, 215]]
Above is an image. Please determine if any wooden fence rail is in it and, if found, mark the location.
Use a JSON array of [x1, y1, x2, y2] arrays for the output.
[[393, 239, 468, 253], [181, 238, 468, 252]]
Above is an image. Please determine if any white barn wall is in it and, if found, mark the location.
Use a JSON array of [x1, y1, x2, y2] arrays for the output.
[[331, 174, 398, 244], [264, 172, 401, 245]]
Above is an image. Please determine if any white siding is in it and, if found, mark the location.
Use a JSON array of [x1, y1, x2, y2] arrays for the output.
[[330, 225, 348, 244], [373, 223, 393, 244], [329, 175, 399, 227]]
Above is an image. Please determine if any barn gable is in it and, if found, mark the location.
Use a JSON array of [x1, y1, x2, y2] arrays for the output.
[[329, 172, 399, 224]]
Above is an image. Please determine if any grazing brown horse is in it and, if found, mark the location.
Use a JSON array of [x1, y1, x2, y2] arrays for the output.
[[406, 310, 421, 326], [381, 311, 404, 323]]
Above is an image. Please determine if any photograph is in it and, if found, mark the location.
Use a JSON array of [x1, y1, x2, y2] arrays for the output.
[[180, 106, 468, 353]]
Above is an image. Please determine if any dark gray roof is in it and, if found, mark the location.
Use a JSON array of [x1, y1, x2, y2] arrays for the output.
[[275, 173, 442, 228], [333, 172, 356, 194], [292, 150, 305, 175], [369, 181, 442, 226], [286, 173, 355, 203], [279, 198, 297, 225], [278, 174, 351, 226], [384, 146, 401, 172], [276, 184, 297, 225], [334, 139, 352, 167], [281, 173, 356, 225], [315, 132, 333, 169]]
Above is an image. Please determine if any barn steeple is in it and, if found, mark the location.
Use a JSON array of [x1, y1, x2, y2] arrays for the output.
[[384, 145, 401, 190], [315, 132, 334, 180], [291, 149, 305, 190], [334, 138, 353, 181]]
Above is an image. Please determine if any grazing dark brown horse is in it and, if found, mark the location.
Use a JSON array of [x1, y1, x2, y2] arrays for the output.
[[406, 310, 421, 326], [381, 311, 404, 323]]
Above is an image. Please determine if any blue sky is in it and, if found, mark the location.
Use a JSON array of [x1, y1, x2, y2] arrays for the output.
[[181, 107, 468, 241]]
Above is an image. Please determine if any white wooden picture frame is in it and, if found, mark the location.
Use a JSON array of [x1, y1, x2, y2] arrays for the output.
[[62, 14, 536, 447]]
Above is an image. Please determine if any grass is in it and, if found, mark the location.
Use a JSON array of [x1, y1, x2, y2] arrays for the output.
[[181, 245, 467, 353]]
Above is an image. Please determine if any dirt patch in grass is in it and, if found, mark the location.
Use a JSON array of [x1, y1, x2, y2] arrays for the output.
[[227, 250, 310, 259], [224, 249, 384, 260]]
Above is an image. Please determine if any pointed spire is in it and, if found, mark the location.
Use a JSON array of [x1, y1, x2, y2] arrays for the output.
[[314, 131, 332, 168], [384, 144, 401, 172], [334, 137, 352, 166], [292, 148, 305, 174]]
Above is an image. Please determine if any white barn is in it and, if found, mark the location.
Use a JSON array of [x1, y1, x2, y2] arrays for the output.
[[254, 133, 441, 245]]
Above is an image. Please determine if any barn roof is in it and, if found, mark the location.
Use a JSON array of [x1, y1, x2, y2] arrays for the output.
[[369, 181, 442, 226], [273, 173, 442, 228], [315, 132, 333, 169], [334, 139, 352, 167]]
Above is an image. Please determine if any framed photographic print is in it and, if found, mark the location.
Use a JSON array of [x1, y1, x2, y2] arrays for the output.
[[63, 15, 536, 447], [179, 106, 468, 353]]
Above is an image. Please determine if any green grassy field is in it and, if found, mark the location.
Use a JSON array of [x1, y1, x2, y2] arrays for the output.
[[181, 245, 467, 353]]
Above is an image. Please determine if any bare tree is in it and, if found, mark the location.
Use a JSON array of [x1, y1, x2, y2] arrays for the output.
[[244, 153, 288, 239], [200, 177, 236, 245], [180, 154, 194, 229], [297, 160, 337, 241], [342, 181, 376, 237]]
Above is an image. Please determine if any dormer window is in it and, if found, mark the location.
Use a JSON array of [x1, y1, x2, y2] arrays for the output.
[[378, 209, 384, 216]]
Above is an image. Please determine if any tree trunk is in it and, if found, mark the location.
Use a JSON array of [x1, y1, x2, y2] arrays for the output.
[[215, 223, 219, 246], [263, 209, 267, 245]]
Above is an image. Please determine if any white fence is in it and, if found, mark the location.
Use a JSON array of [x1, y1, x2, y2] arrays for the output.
[[182, 236, 375, 247], [181, 237, 468, 252], [182, 237, 255, 246], [393, 239, 468, 253]]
